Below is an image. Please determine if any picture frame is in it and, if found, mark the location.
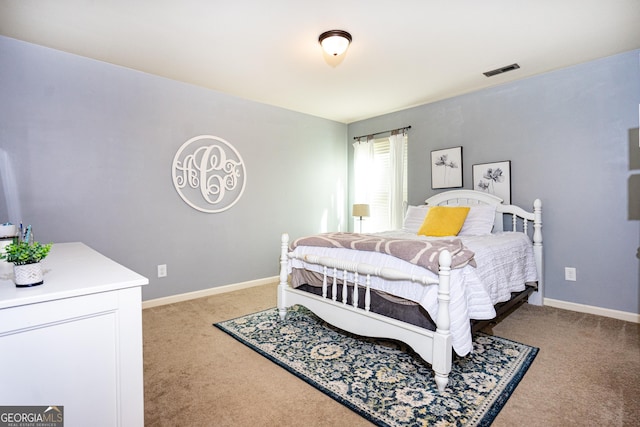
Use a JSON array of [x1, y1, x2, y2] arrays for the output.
[[431, 146, 463, 189], [472, 160, 511, 204]]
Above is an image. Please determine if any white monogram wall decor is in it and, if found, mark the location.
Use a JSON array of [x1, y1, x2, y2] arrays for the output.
[[172, 135, 247, 213]]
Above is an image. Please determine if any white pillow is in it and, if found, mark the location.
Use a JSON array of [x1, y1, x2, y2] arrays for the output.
[[458, 204, 497, 236], [402, 205, 430, 233]]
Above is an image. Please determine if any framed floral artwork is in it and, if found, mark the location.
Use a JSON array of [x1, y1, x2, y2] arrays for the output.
[[473, 160, 511, 204], [431, 146, 463, 189]]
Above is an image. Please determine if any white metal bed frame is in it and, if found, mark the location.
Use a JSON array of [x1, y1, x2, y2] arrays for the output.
[[277, 189, 543, 392]]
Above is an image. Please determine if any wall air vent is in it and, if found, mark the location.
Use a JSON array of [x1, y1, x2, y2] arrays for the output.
[[483, 63, 520, 77]]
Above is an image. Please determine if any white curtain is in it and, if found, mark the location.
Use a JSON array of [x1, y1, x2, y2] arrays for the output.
[[388, 132, 406, 230], [352, 137, 374, 230]]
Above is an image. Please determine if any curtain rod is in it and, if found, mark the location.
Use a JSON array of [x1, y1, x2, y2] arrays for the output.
[[353, 125, 411, 141]]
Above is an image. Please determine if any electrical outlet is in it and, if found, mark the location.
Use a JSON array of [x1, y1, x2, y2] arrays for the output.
[[564, 267, 576, 281], [157, 264, 167, 278]]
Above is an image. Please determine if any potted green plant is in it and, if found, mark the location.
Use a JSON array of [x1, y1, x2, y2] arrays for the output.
[[1, 240, 52, 287]]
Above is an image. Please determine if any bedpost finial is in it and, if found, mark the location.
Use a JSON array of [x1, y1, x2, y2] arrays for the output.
[[534, 199, 542, 209], [282, 233, 289, 244], [438, 249, 452, 268]]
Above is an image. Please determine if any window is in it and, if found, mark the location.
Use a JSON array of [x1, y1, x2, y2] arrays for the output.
[[354, 134, 408, 232]]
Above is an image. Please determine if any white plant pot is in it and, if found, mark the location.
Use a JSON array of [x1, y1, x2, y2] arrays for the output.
[[14, 263, 44, 287]]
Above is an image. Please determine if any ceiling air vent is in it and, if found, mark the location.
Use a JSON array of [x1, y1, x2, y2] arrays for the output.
[[483, 63, 520, 77]]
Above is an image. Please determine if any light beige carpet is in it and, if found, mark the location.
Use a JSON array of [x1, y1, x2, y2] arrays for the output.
[[143, 283, 640, 426]]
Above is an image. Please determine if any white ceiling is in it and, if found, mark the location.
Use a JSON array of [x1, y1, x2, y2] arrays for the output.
[[1, 1, 639, 123]]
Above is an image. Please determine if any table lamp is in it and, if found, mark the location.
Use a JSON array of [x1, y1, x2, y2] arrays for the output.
[[352, 204, 370, 233]]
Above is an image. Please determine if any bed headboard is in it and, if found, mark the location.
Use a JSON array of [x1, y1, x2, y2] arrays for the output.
[[425, 189, 543, 305], [425, 189, 540, 234], [425, 189, 503, 207]]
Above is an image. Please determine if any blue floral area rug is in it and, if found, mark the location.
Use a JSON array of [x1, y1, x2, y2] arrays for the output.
[[214, 305, 538, 427]]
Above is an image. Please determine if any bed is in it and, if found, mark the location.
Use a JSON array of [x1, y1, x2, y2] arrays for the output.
[[277, 189, 543, 392]]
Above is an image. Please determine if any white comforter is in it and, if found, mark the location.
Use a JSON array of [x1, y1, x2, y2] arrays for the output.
[[288, 231, 538, 356]]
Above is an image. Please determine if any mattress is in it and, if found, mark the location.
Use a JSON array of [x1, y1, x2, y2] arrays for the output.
[[287, 231, 538, 355]]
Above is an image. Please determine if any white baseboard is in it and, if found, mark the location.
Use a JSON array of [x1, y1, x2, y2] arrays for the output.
[[544, 298, 640, 324], [142, 276, 278, 309]]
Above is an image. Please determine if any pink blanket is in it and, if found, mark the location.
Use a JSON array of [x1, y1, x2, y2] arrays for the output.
[[291, 232, 476, 274]]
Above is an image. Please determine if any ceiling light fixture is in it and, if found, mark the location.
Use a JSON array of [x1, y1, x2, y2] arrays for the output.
[[318, 30, 352, 56]]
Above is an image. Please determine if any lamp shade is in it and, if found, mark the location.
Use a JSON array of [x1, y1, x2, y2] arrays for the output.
[[319, 30, 352, 56], [352, 204, 370, 218]]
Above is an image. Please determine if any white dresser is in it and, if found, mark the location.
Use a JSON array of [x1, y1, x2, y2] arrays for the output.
[[0, 242, 148, 426]]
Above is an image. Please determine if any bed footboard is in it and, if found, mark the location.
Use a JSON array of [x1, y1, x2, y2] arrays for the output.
[[277, 233, 453, 393]]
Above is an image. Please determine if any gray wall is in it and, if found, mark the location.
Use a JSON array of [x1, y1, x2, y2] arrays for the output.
[[348, 50, 640, 315], [0, 36, 348, 301]]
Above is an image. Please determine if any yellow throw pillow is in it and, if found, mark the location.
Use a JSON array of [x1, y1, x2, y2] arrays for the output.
[[417, 206, 471, 237]]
